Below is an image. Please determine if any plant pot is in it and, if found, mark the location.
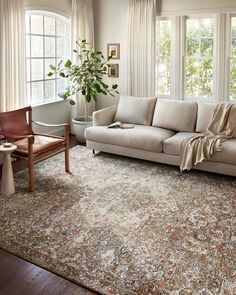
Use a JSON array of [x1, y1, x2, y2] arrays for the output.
[[72, 116, 93, 143]]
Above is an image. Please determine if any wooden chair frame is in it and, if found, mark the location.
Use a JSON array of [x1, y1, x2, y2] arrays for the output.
[[0, 106, 70, 192]]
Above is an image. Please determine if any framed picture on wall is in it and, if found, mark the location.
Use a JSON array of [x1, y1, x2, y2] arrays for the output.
[[107, 43, 120, 59], [108, 64, 119, 77]]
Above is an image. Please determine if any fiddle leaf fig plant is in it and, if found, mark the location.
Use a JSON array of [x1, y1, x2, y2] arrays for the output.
[[48, 39, 118, 120]]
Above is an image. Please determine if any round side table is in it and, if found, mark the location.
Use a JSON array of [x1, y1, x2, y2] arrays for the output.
[[0, 144, 17, 196]]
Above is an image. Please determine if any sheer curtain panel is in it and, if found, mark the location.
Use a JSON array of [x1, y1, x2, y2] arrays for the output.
[[71, 0, 95, 122], [127, 0, 156, 97], [0, 0, 27, 111]]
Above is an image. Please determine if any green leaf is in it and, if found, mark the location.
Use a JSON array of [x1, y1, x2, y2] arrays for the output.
[[58, 92, 66, 99], [64, 59, 72, 68], [69, 99, 76, 105], [48, 72, 54, 77], [112, 84, 118, 89], [49, 64, 56, 71], [59, 72, 66, 78]]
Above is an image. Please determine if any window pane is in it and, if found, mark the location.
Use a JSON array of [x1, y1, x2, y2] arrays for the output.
[[26, 15, 30, 34], [230, 80, 236, 99], [158, 58, 170, 76], [27, 60, 31, 81], [31, 59, 44, 80], [231, 59, 236, 76], [57, 37, 65, 57], [156, 19, 172, 96], [185, 59, 199, 79], [158, 77, 170, 95], [31, 36, 43, 57], [186, 39, 199, 56], [27, 83, 31, 102], [184, 17, 214, 98], [186, 19, 200, 39], [44, 16, 55, 35], [45, 59, 55, 79], [200, 38, 213, 56], [45, 37, 55, 57], [185, 77, 198, 97], [230, 18, 236, 100], [31, 15, 43, 35], [26, 35, 30, 57], [45, 80, 55, 101], [56, 20, 65, 36], [199, 79, 213, 97], [32, 82, 44, 104], [200, 59, 213, 79], [232, 39, 236, 57], [231, 19, 236, 39], [201, 18, 214, 37], [57, 79, 69, 96]]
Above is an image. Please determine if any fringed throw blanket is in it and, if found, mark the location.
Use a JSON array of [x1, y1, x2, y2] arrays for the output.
[[180, 103, 236, 171]]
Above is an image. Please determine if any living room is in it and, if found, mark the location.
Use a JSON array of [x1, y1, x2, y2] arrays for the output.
[[0, 0, 236, 294]]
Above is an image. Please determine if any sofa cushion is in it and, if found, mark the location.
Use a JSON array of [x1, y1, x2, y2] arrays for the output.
[[114, 95, 157, 125], [152, 99, 198, 132], [85, 125, 175, 153], [196, 102, 216, 133], [163, 132, 200, 155], [210, 139, 236, 165]]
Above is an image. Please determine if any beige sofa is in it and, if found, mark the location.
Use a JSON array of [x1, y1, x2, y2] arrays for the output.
[[85, 96, 236, 176]]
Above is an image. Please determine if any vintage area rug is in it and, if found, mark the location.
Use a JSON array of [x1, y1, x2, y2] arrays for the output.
[[0, 145, 235, 294]]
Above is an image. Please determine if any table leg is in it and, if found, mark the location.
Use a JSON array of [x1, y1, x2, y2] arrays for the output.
[[1, 153, 15, 196]]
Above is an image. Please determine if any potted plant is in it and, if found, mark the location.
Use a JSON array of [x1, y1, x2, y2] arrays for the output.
[[48, 39, 118, 143]]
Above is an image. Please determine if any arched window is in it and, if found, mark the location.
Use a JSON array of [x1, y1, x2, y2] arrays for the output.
[[26, 11, 70, 106]]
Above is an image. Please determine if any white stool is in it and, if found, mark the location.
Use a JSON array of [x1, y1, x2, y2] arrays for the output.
[[0, 144, 17, 196]]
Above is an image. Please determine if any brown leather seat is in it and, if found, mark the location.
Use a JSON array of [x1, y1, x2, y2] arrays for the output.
[[0, 106, 70, 192]]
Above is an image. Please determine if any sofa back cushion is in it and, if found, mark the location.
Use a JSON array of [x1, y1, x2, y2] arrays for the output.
[[152, 99, 198, 132], [195, 102, 216, 133], [114, 95, 157, 125]]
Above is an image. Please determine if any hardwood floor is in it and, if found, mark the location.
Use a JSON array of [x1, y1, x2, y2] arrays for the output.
[[0, 136, 98, 295]]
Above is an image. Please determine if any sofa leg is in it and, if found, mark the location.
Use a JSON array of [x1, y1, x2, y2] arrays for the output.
[[92, 149, 95, 155]]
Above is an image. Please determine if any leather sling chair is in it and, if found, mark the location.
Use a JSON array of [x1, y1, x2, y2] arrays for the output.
[[0, 106, 70, 192]]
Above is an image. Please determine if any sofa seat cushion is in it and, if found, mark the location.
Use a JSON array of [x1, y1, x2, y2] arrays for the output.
[[164, 133, 236, 165], [114, 95, 157, 125], [152, 99, 198, 132], [85, 125, 175, 153], [163, 132, 200, 155], [210, 139, 236, 165]]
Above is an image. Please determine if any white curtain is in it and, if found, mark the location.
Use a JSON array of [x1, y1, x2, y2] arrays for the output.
[[71, 0, 95, 122], [0, 0, 27, 112], [127, 0, 156, 97]]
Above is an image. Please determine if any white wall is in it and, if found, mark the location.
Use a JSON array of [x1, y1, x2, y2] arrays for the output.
[[93, 0, 128, 110], [158, 0, 236, 15], [26, 0, 72, 17], [26, 0, 72, 134]]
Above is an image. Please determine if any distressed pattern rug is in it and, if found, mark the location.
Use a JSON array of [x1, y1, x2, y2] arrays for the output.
[[0, 145, 236, 294]]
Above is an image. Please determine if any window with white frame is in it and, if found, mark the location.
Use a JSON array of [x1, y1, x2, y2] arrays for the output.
[[184, 17, 215, 99], [156, 18, 172, 97], [26, 12, 70, 106], [229, 16, 236, 100]]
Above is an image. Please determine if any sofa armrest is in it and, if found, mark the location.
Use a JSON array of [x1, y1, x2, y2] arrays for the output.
[[93, 105, 118, 126]]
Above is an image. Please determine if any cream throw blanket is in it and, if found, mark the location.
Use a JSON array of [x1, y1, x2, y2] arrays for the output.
[[180, 103, 236, 171]]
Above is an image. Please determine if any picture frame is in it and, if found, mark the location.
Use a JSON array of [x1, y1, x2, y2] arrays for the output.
[[108, 64, 119, 78], [107, 43, 120, 60]]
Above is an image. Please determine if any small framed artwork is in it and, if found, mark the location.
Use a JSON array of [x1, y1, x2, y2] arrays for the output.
[[107, 43, 120, 59], [108, 64, 119, 78]]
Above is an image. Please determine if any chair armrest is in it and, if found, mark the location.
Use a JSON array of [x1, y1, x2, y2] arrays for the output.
[[32, 120, 69, 128], [93, 105, 118, 126]]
